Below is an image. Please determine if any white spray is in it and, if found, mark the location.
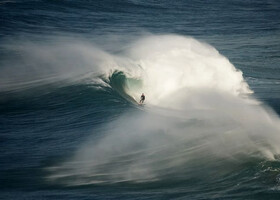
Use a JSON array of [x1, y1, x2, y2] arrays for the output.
[[43, 35, 280, 185]]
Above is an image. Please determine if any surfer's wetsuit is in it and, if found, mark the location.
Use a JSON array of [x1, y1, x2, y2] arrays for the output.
[[140, 94, 145, 104]]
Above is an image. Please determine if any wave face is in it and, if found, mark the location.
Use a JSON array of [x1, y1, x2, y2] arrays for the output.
[[31, 35, 280, 192]]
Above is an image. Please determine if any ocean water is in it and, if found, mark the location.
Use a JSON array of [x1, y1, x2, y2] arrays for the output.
[[1, 0, 280, 199]]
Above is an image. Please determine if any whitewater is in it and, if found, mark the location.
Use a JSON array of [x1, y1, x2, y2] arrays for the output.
[[1, 1, 280, 198], [22, 34, 278, 187]]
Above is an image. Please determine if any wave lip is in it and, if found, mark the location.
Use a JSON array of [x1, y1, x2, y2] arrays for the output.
[[124, 35, 252, 106]]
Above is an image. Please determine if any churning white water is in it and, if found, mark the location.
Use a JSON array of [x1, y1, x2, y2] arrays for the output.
[[46, 35, 280, 186]]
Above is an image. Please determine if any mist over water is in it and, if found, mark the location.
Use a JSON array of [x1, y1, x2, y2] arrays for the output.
[[38, 35, 280, 187], [0, 38, 114, 91], [1, 33, 280, 188], [1, 0, 280, 199], [0, 35, 251, 98]]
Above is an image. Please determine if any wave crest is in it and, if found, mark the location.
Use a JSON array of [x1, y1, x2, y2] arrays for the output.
[[46, 35, 280, 187], [101, 35, 252, 107]]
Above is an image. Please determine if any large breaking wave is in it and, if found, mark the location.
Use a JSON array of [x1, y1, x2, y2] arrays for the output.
[[2, 34, 279, 187]]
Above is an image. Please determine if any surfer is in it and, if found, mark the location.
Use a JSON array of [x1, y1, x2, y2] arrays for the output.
[[139, 93, 145, 104]]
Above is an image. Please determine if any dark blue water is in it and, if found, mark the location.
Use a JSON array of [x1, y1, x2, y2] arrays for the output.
[[1, 1, 280, 199]]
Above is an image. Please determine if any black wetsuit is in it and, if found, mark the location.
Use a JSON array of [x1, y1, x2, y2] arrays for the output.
[[140, 95, 145, 103]]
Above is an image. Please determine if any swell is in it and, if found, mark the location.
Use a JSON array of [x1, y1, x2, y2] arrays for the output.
[[45, 35, 280, 190], [1, 34, 280, 191], [0, 69, 140, 115]]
